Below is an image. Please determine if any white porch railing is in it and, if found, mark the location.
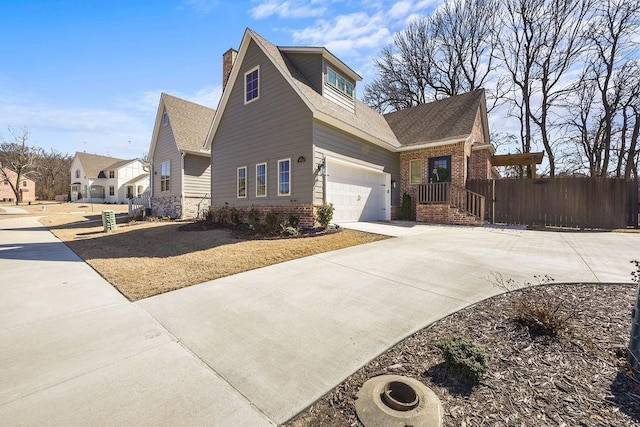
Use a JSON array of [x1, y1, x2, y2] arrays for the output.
[[128, 192, 151, 217]]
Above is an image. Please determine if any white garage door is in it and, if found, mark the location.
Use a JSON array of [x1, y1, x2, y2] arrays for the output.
[[326, 160, 390, 222]]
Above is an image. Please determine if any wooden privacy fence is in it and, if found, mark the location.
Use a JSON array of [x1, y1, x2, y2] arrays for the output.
[[466, 178, 639, 229]]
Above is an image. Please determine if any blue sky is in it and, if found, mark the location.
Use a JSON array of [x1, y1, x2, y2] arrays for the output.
[[0, 0, 439, 159]]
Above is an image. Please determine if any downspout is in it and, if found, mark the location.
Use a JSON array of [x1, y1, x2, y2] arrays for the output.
[[180, 151, 185, 219]]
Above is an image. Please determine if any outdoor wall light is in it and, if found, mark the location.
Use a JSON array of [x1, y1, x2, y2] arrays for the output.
[[317, 158, 326, 176], [297, 156, 306, 163], [391, 180, 397, 189]]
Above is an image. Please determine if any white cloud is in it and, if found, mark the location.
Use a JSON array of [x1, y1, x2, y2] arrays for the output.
[[250, 0, 327, 19], [388, 1, 413, 19]]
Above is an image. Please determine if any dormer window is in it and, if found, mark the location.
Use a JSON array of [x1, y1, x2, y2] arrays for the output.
[[244, 66, 260, 104], [326, 67, 354, 98]]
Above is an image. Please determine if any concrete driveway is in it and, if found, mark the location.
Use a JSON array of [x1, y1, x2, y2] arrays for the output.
[[1, 218, 638, 425], [138, 221, 638, 424]]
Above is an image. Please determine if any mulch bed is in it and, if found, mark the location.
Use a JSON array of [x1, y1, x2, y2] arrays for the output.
[[177, 220, 341, 239], [286, 283, 640, 426]]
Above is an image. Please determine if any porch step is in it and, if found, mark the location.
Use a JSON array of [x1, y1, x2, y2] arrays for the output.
[[416, 203, 484, 226]]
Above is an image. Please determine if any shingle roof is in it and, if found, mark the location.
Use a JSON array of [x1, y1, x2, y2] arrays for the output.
[[250, 30, 401, 149], [75, 152, 129, 179], [384, 89, 485, 147], [162, 93, 216, 153]]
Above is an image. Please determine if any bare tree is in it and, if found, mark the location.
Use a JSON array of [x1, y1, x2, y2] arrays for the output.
[[496, 0, 593, 177], [0, 127, 42, 205], [363, 0, 498, 112], [35, 149, 72, 200]]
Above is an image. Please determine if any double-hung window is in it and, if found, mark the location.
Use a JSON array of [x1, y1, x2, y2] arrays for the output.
[[256, 163, 267, 197], [109, 186, 115, 196], [109, 170, 115, 178], [160, 161, 170, 192], [244, 66, 259, 104], [410, 159, 422, 184], [237, 166, 247, 198], [277, 159, 290, 196]]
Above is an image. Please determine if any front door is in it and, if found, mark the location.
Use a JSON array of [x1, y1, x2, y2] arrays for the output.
[[428, 156, 452, 183]]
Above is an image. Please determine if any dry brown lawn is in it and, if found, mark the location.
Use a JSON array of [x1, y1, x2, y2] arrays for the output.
[[40, 215, 389, 301]]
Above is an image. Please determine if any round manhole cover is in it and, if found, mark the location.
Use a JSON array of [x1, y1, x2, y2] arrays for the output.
[[355, 374, 443, 427]]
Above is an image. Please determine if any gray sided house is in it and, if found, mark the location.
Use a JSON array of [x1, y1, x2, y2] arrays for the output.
[[149, 93, 216, 219], [206, 29, 495, 227]]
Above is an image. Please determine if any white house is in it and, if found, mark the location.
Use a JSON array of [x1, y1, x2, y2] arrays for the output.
[[70, 152, 149, 204]]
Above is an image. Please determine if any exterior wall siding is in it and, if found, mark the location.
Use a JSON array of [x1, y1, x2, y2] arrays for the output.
[[211, 39, 314, 208], [184, 154, 211, 198], [313, 120, 401, 208], [153, 114, 182, 199], [286, 53, 323, 93]]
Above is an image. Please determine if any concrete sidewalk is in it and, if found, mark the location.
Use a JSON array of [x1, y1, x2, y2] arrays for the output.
[[138, 222, 639, 424], [0, 217, 273, 426]]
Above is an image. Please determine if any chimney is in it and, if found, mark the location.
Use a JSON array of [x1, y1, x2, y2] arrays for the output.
[[222, 48, 238, 90]]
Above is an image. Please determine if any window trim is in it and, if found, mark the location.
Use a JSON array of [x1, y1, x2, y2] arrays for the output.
[[160, 160, 171, 192], [428, 155, 452, 183], [325, 66, 354, 99], [409, 159, 422, 185], [109, 170, 115, 179], [244, 65, 260, 105], [256, 162, 267, 198], [162, 112, 169, 126], [237, 166, 247, 198], [75, 169, 80, 179], [277, 158, 291, 196], [109, 186, 115, 196]]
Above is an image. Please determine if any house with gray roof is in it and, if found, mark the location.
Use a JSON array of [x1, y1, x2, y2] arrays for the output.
[[148, 93, 216, 218], [205, 28, 495, 226], [70, 152, 149, 204]]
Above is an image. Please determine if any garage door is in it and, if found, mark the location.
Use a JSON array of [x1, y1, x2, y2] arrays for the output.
[[325, 160, 390, 222]]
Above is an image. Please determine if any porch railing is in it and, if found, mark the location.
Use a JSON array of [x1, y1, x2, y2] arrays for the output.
[[128, 192, 151, 217], [418, 183, 485, 222]]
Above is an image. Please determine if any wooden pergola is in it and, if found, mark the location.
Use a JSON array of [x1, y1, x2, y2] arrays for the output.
[[491, 152, 545, 178]]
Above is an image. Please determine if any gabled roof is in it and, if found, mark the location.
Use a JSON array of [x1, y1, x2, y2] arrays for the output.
[[206, 29, 490, 153], [149, 93, 215, 158], [123, 173, 149, 186], [384, 89, 487, 148], [74, 152, 131, 179], [206, 28, 401, 151]]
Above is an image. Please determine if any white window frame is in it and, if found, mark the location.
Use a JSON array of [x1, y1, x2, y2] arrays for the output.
[[109, 186, 115, 196], [244, 66, 260, 105], [237, 166, 247, 198], [277, 158, 291, 196], [326, 66, 354, 99], [75, 169, 80, 179], [256, 162, 267, 197], [410, 159, 422, 185], [160, 161, 170, 192], [109, 170, 115, 178], [162, 112, 169, 126]]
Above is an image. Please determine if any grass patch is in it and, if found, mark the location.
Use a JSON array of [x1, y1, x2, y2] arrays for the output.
[[41, 217, 389, 301]]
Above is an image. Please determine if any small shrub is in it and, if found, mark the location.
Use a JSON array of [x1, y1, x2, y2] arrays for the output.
[[632, 260, 640, 284], [248, 206, 261, 226], [204, 209, 214, 224], [280, 224, 298, 236], [288, 214, 300, 229], [490, 273, 576, 336], [400, 192, 412, 220], [229, 207, 242, 226], [265, 211, 281, 234], [436, 336, 490, 383], [214, 205, 230, 224], [316, 202, 334, 229]]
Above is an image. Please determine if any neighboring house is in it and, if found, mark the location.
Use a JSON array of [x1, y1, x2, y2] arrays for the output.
[[0, 168, 36, 203], [205, 28, 495, 227], [148, 93, 215, 219], [70, 152, 149, 204]]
